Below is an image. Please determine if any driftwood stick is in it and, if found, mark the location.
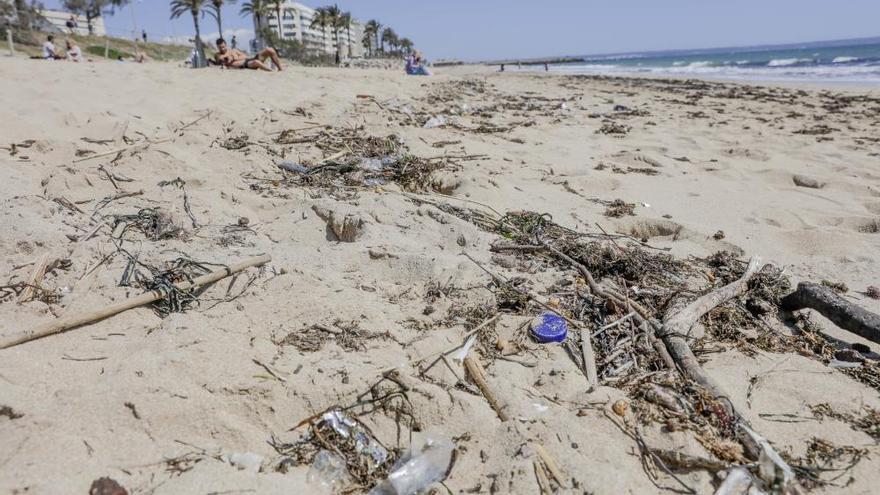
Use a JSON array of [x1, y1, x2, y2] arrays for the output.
[[1, 254, 271, 349], [72, 137, 172, 163], [660, 257, 761, 403], [17, 254, 50, 304], [464, 356, 509, 421], [781, 282, 880, 345], [533, 443, 565, 486]]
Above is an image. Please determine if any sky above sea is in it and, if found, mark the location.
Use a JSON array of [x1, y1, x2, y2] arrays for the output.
[[42, 0, 880, 63]]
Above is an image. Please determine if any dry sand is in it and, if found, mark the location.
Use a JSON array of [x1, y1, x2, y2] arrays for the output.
[[1, 57, 879, 494]]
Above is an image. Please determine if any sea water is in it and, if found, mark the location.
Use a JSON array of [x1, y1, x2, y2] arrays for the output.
[[521, 37, 880, 84]]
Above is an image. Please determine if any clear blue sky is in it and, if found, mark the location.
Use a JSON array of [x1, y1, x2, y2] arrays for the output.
[[43, 0, 880, 60]]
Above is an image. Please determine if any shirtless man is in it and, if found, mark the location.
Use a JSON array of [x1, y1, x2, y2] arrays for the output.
[[214, 38, 283, 72]]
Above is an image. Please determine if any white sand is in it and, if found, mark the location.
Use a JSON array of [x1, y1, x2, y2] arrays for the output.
[[1, 57, 879, 494]]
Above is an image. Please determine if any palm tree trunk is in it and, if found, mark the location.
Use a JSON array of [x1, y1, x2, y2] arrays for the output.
[[276, 5, 283, 39], [216, 9, 223, 37], [193, 11, 206, 68]]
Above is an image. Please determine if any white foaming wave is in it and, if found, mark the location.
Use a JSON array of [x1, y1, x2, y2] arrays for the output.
[[687, 61, 714, 68], [540, 61, 880, 83], [832, 56, 860, 64], [767, 58, 812, 67]]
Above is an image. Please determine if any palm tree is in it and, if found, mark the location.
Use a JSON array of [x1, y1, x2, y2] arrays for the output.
[[205, 0, 235, 38], [170, 0, 207, 67], [381, 27, 397, 56], [309, 7, 329, 56], [240, 0, 269, 45], [374, 20, 384, 54], [267, 0, 284, 40], [363, 19, 380, 58], [399, 37, 413, 56], [323, 4, 342, 64], [338, 11, 352, 58]]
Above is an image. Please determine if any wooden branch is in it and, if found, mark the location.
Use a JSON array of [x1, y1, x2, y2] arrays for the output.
[[1, 254, 271, 350], [660, 257, 761, 402], [781, 282, 880, 345], [17, 254, 49, 304], [464, 356, 509, 421]]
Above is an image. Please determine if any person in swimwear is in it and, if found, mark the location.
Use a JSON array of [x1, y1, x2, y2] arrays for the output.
[[214, 38, 283, 72]]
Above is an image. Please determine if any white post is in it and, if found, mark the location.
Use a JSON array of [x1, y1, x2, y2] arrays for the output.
[[7, 30, 14, 57], [104, 38, 110, 58]]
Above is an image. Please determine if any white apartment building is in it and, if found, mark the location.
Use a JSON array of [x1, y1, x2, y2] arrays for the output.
[[261, 1, 364, 58], [37, 9, 106, 37]]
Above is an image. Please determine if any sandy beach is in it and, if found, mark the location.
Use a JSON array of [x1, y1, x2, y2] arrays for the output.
[[1, 57, 879, 494]]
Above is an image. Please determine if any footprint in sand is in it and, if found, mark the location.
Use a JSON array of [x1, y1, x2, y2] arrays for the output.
[[820, 216, 880, 234], [615, 218, 745, 254]]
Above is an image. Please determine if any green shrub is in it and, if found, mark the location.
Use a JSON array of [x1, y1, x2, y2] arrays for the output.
[[86, 45, 132, 59]]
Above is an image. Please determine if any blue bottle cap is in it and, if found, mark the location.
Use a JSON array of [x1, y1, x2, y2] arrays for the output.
[[530, 312, 568, 343]]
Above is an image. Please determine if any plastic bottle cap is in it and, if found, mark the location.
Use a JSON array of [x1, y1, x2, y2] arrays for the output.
[[530, 312, 568, 343]]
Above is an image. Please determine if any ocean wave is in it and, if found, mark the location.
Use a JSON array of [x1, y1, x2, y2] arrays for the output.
[[537, 61, 880, 83], [832, 56, 860, 64], [687, 61, 714, 68], [767, 58, 813, 67]]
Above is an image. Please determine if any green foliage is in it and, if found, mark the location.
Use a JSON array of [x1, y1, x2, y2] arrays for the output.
[[85, 45, 132, 59]]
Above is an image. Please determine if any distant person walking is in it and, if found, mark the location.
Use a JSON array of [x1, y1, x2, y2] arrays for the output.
[[65, 15, 77, 34], [231, 35, 237, 49], [142, 30, 147, 44]]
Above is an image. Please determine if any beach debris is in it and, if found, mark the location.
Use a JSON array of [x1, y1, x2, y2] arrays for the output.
[[464, 355, 510, 421], [313, 203, 368, 242], [423, 115, 447, 129], [866, 286, 880, 300], [224, 452, 264, 472], [16, 253, 50, 304], [529, 312, 569, 343], [309, 450, 352, 491], [278, 160, 309, 174], [604, 199, 636, 218], [111, 208, 183, 241], [597, 122, 631, 135], [221, 134, 250, 150], [274, 407, 401, 490], [368, 436, 454, 495], [0, 255, 270, 349], [0, 405, 24, 420], [611, 399, 629, 417], [88, 477, 128, 495], [781, 281, 880, 345], [429, 170, 461, 194], [792, 174, 825, 189]]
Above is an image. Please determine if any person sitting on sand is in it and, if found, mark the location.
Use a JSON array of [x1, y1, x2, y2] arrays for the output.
[[214, 38, 283, 72], [405, 50, 431, 76], [65, 40, 83, 62], [42, 35, 63, 60]]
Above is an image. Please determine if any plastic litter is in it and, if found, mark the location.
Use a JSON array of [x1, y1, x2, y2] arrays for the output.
[[322, 410, 389, 469], [368, 436, 454, 495], [423, 116, 446, 129], [224, 452, 264, 472], [278, 160, 309, 174], [308, 449, 351, 493], [529, 312, 569, 343]]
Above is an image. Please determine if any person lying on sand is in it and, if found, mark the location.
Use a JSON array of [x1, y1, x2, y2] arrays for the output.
[[214, 38, 283, 72], [65, 40, 83, 62]]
